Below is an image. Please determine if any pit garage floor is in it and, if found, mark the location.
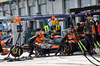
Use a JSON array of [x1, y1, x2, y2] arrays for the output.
[[0, 51, 100, 66]]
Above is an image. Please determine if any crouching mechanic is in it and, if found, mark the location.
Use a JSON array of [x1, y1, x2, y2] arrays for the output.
[[28, 29, 46, 57], [0, 28, 2, 53], [55, 33, 68, 56], [0, 43, 2, 53], [0, 42, 7, 55], [0, 28, 8, 55]]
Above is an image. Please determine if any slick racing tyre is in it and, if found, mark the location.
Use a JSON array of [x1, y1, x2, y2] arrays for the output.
[[10, 46, 23, 57], [63, 43, 72, 54]]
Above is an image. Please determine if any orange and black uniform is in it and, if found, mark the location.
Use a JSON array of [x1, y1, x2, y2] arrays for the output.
[[83, 23, 93, 53], [55, 34, 68, 56], [0, 44, 2, 52], [0, 28, 2, 52], [91, 25, 97, 46], [28, 31, 45, 57], [91, 25, 96, 34], [35, 31, 46, 43]]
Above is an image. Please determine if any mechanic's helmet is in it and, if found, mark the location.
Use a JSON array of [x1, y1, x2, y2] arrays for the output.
[[40, 31, 45, 37], [90, 19, 92, 23], [88, 17, 93, 23], [51, 25, 55, 30], [40, 31, 45, 35], [88, 17, 91, 20], [37, 32, 41, 37], [1, 42, 5, 48], [80, 22, 84, 24], [53, 29, 56, 34], [77, 23, 80, 26], [89, 19, 93, 25], [36, 31, 44, 35]]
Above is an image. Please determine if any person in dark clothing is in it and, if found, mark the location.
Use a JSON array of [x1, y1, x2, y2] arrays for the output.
[[24, 27, 31, 44], [55, 42, 65, 56], [28, 35, 39, 57], [55, 34, 68, 56], [0, 43, 3, 52], [83, 22, 94, 54], [77, 22, 84, 34], [0, 28, 2, 53], [28, 42, 35, 57], [85, 34, 93, 52], [94, 20, 99, 42], [28, 31, 43, 57]]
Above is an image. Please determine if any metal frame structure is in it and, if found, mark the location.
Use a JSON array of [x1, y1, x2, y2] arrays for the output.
[[0, 5, 100, 22], [0, 11, 100, 22]]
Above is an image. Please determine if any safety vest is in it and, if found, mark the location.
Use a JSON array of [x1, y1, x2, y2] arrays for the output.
[[44, 25, 49, 32], [56, 25, 60, 31]]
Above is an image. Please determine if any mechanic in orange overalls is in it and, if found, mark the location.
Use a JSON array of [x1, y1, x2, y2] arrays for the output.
[[0, 28, 2, 52], [35, 28, 46, 43], [28, 28, 46, 57]]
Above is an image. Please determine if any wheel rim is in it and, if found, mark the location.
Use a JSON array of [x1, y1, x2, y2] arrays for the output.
[[63, 44, 72, 54], [10, 46, 23, 57]]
